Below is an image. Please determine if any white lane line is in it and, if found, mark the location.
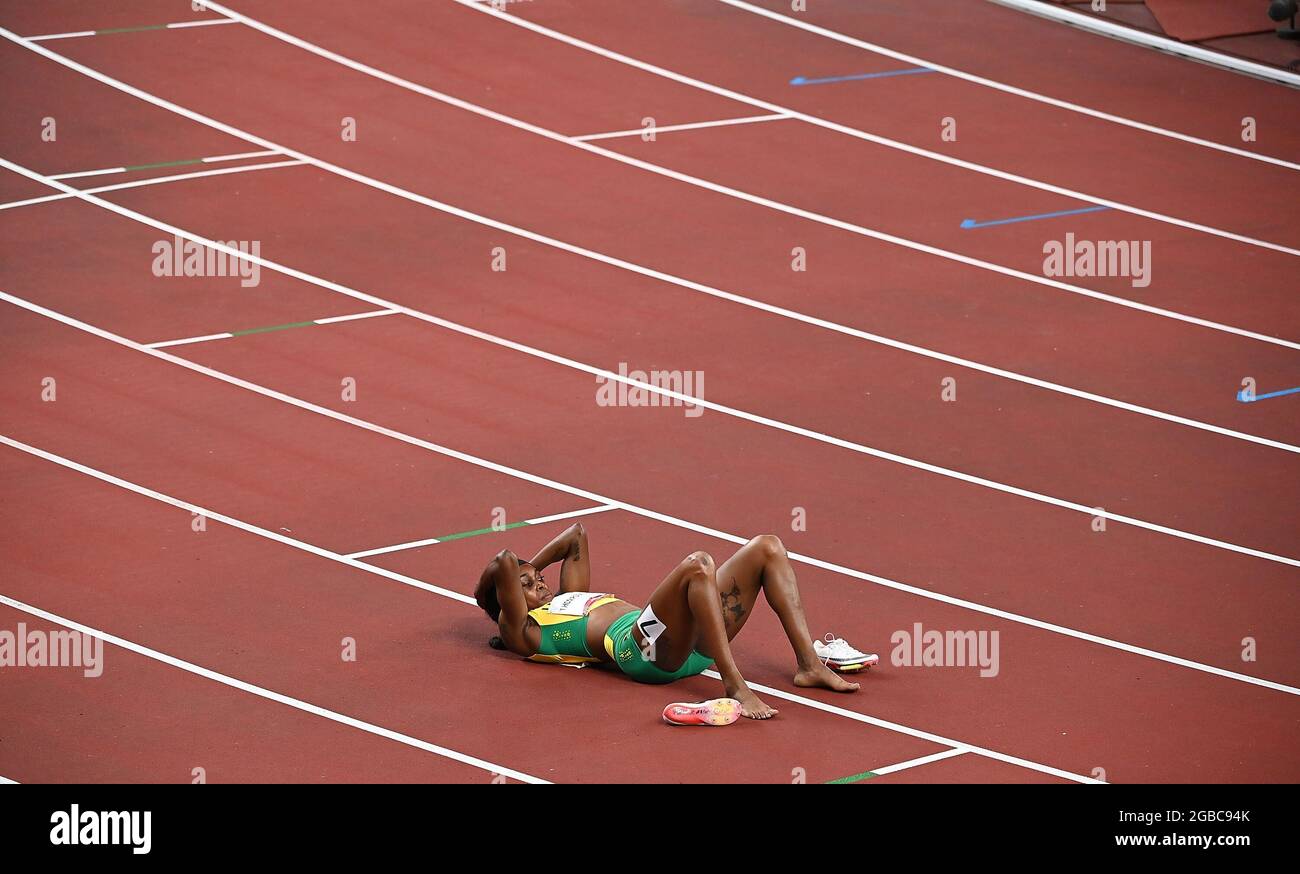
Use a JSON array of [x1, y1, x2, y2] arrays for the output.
[[867, 748, 970, 779], [313, 308, 400, 325], [0, 433, 1094, 784], [166, 19, 239, 31], [202, 149, 280, 163], [348, 536, 443, 560], [0, 775, 18, 784], [715, 0, 1300, 169], [524, 504, 620, 526], [0, 159, 306, 212], [5, 160, 1297, 563], [23, 30, 96, 42], [132, 11, 1300, 348], [0, 600, 542, 784], [445, 0, 1300, 257], [148, 332, 234, 350], [4, 33, 1293, 365], [0, 51, 1290, 454], [986, 0, 1300, 89], [346, 504, 618, 559], [3, 289, 1296, 698], [26, 20, 238, 42], [572, 112, 791, 141], [48, 166, 127, 181]]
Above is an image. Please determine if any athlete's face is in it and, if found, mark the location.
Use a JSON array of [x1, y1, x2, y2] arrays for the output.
[[519, 563, 552, 609]]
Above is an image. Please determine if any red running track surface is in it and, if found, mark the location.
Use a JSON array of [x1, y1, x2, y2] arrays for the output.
[[0, 0, 1296, 784]]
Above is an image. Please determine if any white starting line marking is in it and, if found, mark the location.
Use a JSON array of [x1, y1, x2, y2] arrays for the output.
[[26, 19, 237, 42], [346, 504, 619, 559], [0, 159, 306, 212], [572, 113, 791, 142], [48, 150, 282, 181], [869, 748, 971, 778], [146, 309, 400, 350], [148, 332, 234, 350], [313, 308, 400, 325]]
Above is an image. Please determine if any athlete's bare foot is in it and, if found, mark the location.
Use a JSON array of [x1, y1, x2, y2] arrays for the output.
[[728, 684, 778, 719], [794, 661, 860, 693]]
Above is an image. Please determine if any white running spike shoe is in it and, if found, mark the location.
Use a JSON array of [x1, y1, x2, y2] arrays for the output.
[[814, 633, 879, 672]]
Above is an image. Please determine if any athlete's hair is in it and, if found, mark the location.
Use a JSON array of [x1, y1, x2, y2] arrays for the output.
[[476, 557, 534, 651]]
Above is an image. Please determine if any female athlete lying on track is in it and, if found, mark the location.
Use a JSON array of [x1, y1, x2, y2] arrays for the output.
[[474, 523, 877, 723]]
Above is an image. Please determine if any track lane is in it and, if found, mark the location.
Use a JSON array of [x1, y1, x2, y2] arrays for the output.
[[4, 293, 1296, 780], [5, 29, 1294, 439], [17, 158, 1295, 558], [519, 0, 1300, 171], [0, 601, 523, 784], [0, 38, 253, 177], [0, 428, 947, 784], [18, 16, 1295, 423]]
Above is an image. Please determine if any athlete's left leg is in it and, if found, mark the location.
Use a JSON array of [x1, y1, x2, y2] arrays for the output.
[[714, 535, 858, 692]]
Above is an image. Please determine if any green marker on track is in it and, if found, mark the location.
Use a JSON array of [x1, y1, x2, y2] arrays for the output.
[[436, 521, 531, 542], [825, 770, 877, 784], [230, 321, 317, 337], [95, 25, 168, 35]]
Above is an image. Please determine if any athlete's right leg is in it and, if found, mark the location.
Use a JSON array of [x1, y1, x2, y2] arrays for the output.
[[638, 551, 777, 719]]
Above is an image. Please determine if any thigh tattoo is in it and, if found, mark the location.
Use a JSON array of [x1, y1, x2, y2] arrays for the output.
[[720, 579, 745, 626]]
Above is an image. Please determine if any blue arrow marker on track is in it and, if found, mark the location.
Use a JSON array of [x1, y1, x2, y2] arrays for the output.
[[790, 67, 934, 85], [960, 205, 1112, 229], [1237, 385, 1300, 403]]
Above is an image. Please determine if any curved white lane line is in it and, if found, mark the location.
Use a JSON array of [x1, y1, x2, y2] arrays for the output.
[[3, 289, 1299, 702], [715, 0, 1300, 166], [440, 0, 1300, 257], [4, 157, 1297, 566]]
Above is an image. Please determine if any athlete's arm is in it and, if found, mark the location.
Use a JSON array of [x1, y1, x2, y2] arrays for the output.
[[529, 522, 591, 594], [482, 549, 529, 650]]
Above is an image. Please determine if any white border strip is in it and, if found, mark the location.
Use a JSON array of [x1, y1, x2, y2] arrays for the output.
[[0, 159, 306, 212], [3, 288, 1296, 698], [0, 775, 18, 785], [985, 0, 1300, 89], [573, 112, 791, 141], [438, 0, 1300, 257], [0, 590, 544, 784], [0, 433, 1095, 783], [716, 0, 1300, 167], [5, 158, 1296, 564]]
